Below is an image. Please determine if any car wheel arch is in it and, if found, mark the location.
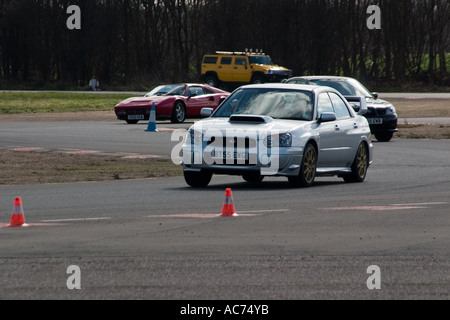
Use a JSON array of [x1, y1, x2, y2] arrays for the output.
[[343, 141, 370, 183], [204, 73, 220, 87], [251, 72, 265, 83], [304, 138, 319, 158]]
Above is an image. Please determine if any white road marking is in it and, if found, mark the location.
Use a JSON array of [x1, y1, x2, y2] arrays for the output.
[[390, 202, 447, 206], [237, 209, 290, 213], [41, 217, 111, 222]]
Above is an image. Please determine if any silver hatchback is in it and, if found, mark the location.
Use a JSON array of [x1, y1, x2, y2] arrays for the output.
[[181, 83, 373, 187]]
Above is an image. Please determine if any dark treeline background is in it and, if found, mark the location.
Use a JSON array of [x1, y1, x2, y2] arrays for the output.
[[0, 0, 449, 90]]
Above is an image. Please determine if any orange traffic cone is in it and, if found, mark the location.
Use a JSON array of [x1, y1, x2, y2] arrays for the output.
[[221, 188, 237, 217], [8, 197, 27, 227]]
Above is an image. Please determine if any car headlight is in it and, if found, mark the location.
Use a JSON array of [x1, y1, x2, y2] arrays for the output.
[[264, 133, 292, 148], [386, 106, 397, 115]]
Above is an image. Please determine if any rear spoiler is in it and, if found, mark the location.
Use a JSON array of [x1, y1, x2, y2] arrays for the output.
[[344, 96, 367, 115]]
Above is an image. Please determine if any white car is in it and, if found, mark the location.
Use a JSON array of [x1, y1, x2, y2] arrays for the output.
[[181, 83, 373, 187]]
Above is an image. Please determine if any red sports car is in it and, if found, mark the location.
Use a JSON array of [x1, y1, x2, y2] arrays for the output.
[[114, 83, 230, 124]]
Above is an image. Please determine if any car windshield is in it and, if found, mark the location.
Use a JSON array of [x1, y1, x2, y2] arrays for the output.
[[248, 55, 274, 65], [308, 79, 373, 98], [165, 84, 187, 96], [213, 88, 314, 121], [145, 84, 179, 97]]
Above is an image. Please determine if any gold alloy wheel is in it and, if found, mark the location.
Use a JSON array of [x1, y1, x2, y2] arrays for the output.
[[303, 146, 317, 184], [356, 143, 368, 178]]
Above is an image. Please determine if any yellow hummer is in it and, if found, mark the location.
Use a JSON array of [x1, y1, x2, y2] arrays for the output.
[[200, 50, 292, 88]]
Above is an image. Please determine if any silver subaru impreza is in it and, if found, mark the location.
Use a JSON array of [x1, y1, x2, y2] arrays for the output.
[[181, 83, 373, 187]]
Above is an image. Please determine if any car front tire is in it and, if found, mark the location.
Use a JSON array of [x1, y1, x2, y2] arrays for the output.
[[343, 142, 369, 183], [288, 143, 317, 187], [171, 102, 186, 123], [242, 173, 264, 183], [251, 75, 264, 84], [375, 132, 393, 142], [184, 170, 212, 188], [205, 75, 219, 87]]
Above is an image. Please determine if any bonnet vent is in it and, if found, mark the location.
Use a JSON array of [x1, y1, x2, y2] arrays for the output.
[[229, 115, 273, 123]]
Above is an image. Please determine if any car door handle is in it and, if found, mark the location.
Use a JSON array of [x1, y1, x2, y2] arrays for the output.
[[353, 123, 358, 129]]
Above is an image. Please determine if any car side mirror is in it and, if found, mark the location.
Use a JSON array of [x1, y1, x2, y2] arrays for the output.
[[200, 108, 214, 117], [317, 112, 336, 123], [189, 93, 197, 98], [372, 92, 379, 99]]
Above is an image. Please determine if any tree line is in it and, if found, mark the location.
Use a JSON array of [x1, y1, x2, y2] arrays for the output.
[[0, 0, 449, 90]]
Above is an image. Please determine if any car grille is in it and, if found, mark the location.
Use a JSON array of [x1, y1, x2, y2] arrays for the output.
[[206, 136, 255, 148], [205, 136, 257, 166], [126, 109, 148, 115], [367, 107, 386, 117], [271, 70, 292, 76]]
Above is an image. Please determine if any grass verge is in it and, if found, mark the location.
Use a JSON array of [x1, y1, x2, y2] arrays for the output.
[[0, 92, 135, 114], [396, 123, 450, 140], [0, 150, 182, 185]]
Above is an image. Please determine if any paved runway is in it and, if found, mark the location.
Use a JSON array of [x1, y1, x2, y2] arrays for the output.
[[0, 124, 449, 300]]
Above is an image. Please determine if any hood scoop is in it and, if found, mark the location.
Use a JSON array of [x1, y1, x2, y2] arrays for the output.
[[229, 114, 273, 123]]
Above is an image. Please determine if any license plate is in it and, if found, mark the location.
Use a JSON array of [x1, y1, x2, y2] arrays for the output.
[[212, 150, 248, 161], [128, 114, 145, 120], [368, 118, 383, 124]]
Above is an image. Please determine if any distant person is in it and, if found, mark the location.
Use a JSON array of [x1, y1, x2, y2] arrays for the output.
[[89, 76, 100, 91]]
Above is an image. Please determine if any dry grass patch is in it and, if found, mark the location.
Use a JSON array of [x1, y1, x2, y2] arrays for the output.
[[389, 99, 450, 118], [395, 123, 450, 140], [0, 150, 182, 185]]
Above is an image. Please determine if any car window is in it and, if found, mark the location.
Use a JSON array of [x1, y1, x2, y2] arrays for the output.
[[166, 85, 186, 96], [310, 79, 373, 98], [328, 92, 352, 119], [317, 93, 334, 115], [203, 56, 218, 64], [235, 57, 247, 66], [220, 57, 232, 65], [347, 79, 374, 98], [213, 88, 313, 120], [188, 86, 205, 97], [286, 78, 309, 85], [203, 87, 217, 94], [145, 84, 178, 96], [312, 80, 355, 96], [248, 55, 274, 65]]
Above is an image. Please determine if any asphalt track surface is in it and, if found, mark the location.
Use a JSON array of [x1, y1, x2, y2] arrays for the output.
[[0, 117, 449, 301]]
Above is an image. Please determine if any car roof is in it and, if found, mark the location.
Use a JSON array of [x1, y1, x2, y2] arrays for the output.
[[238, 83, 338, 94], [290, 75, 354, 81], [155, 83, 217, 87], [167, 83, 209, 86]]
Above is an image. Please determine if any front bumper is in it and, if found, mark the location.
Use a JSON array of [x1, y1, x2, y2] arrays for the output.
[[366, 115, 398, 133], [115, 107, 172, 121], [115, 108, 150, 121], [264, 70, 292, 82], [182, 145, 303, 177]]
